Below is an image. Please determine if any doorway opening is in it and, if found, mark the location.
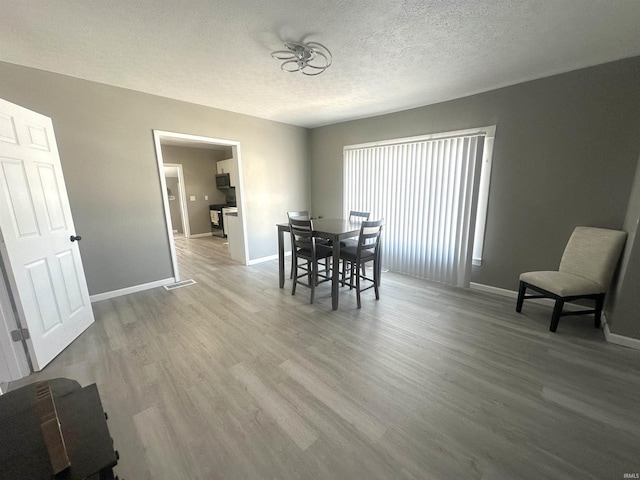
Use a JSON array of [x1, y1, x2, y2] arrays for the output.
[[163, 164, 189, 238], [153, 131, 248, 282]]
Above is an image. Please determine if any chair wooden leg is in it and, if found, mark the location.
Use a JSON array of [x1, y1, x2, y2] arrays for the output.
[[356, 263, 362, 309], [516, 281, 526, 312], [349, 262, 355, 290], [341, 259, 346, 286], [550, 298, 564, 332], [594, 293, 604, 328], [374, 265, 380, 301], [291, 257, 297, 296], [310, 261, 316, 304]]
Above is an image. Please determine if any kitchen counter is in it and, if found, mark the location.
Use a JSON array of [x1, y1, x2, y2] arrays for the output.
[[224, 210, 244, 263]]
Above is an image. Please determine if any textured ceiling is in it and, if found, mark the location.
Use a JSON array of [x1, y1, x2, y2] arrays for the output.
[[1, 1, 639, 128]]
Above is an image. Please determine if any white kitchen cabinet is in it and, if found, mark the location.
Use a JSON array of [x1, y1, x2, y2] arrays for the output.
[[216, 159, 239, 187]]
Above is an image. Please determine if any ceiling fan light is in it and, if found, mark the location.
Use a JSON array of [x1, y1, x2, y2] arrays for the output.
[[272, 41, 332, 76]]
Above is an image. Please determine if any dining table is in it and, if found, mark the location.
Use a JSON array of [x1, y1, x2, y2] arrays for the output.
[[277, 218, 362, 310]]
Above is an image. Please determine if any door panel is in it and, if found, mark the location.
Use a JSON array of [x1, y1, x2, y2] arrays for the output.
[[0, 98, 94, 371], [37, 163, 67, 231], [1, 159, 40, 237], [25, 259, 62, 333]]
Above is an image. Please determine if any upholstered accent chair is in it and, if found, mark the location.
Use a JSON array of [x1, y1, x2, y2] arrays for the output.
[[516, 226, 627, 332]]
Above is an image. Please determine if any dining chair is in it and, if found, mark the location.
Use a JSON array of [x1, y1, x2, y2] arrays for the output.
[[340, 219, 383, 308], [289, 217, 334, 304], [340, 210, 371, 277], [516, 226, 627, 332], [287, 210, 309, 220], [287, 211, 331, 280], [287, 211, 310, 279], [340, 211, 370, 247]]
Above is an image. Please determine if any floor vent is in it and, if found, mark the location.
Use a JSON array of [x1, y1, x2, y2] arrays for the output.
[[163, 279, 196, 290]]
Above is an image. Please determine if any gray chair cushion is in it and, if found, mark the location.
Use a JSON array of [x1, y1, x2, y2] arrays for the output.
[[340, 245, 376, 262], [519, 271, 602, 297]]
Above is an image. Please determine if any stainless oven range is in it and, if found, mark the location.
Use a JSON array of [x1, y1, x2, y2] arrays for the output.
[[209, 188, 236, 238]]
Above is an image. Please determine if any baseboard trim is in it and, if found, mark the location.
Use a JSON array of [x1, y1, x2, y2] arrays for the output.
[[602, 317, 640, 350], [248, 251, 291, 266], [470, 282, 640, 349], [90, 277, 176, 302], [470, 282, 516, 299], [188, 233, 214, 238]]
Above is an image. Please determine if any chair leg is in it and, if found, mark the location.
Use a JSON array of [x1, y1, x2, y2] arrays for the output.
[[594, 293, 605, 328], [550, 298, 564, 332], [291, 257, 297, 295], [516, 281, 526, 312], [356, 263, 361, 309], [349, 262, 355, 290], [310, 261, 316, 304], [373, 262, 380, 301]]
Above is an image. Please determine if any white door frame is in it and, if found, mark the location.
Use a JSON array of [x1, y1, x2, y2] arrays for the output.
[[0, 259, 30, 386], [152, 130, 249, 281], [164, 163, 190, 238]]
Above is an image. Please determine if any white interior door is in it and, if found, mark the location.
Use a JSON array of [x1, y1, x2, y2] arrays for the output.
[[0, 98, 94, 371]]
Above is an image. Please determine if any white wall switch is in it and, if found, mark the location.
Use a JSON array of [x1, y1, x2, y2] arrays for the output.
[[204, 195, 208, 200], [190, 195, 196, 201]]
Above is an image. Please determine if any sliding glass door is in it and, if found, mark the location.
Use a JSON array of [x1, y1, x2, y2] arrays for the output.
[[344, 128, 493, 287]]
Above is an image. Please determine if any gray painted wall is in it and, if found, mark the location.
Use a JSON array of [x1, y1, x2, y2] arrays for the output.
[[309, 57, 640, 298], [608, 153, 640, 338], [161, 145, 224, 235], [0, 61, 309, 295]]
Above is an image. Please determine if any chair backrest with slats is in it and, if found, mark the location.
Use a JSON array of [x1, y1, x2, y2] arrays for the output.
[[559, 226, 627, 291], [289, 217, 315, 253], [357, 219, 383, 260], [349, 211, 370, 222], [287, 210, 309, 220]]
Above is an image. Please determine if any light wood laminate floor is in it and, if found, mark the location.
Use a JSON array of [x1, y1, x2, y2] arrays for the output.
[[10, 235, 640, 479]]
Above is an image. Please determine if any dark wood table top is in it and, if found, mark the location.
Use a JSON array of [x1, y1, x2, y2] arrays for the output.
[[277, 218, 361, 238]]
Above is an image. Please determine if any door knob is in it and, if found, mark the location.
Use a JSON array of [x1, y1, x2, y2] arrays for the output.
[[70, 235, 82, 242]]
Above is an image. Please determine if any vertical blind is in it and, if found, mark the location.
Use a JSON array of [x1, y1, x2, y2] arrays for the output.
[[344, 135, 485, 287]]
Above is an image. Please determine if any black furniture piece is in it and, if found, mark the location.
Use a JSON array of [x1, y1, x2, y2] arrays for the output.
[[289, 217, 334, 304], [339, 210, 370, 248], [339, 211, 371, 275], [287, 210, 310, 279], [277, 218, 362, 310], [0, 378, 120, 480], [286, 211, 332, 279], [340, 219, 383, 309]]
